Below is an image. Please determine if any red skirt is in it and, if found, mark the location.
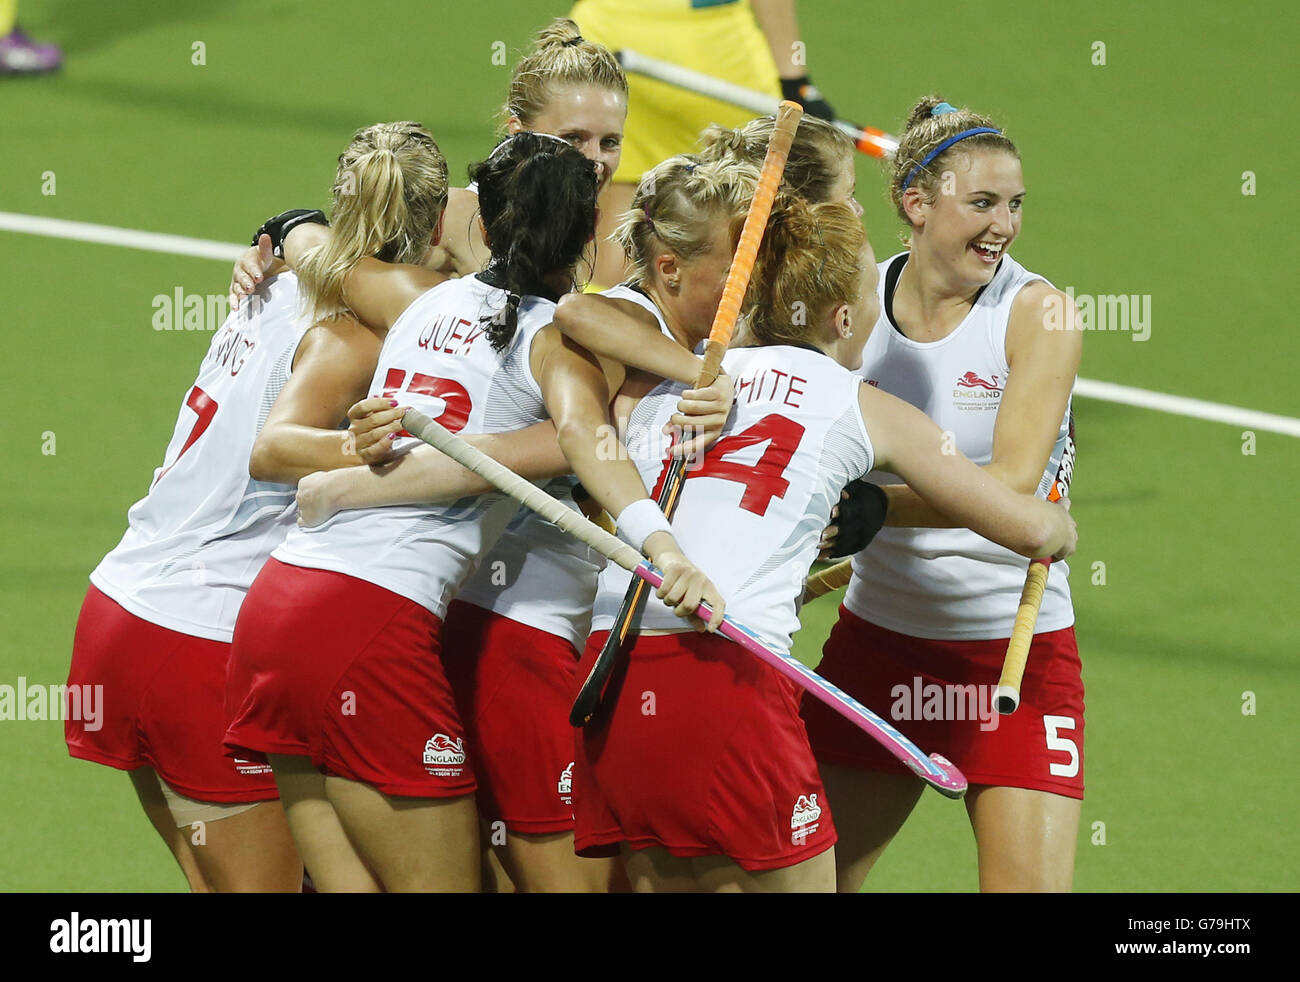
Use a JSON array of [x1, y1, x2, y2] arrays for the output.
[[802, 606, 1085, 798], [223, 559, 474, 799], [574, 630, 835, 872]]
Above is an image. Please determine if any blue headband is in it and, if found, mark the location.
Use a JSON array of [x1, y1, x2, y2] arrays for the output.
[[900, 127, 1002, 191]]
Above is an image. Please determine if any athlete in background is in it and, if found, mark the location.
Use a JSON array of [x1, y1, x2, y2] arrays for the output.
[[0, 0, 61, 75], [569, 0, 838, 286], [428, 18, 627, 281]]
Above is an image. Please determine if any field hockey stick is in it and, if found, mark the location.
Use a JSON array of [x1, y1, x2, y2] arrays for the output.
[[401, 407, 968, 798], [803, 558, 853, 602], [994, 411, 1076, 715], [616, 48, 899, 160], [569, 100, 805, 728]]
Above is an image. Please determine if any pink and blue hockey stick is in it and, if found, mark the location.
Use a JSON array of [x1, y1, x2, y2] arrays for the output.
[[401, 407, 967, 799]]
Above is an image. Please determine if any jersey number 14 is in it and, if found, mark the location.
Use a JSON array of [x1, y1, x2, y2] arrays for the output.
[[653, 413, 805, 517]]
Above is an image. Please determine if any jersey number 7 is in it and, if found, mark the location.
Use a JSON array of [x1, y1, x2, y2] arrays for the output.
[[154, 385, 218, 486]]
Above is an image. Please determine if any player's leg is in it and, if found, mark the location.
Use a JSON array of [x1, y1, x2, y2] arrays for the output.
[[127, 767, 212, 893], [963, 627, 1085, 892], [622, 845, 835, 893], [966, 785, 1081, 892], [818, 764, 924, 893], [692, 848, 836, 893], [495, 830, 614, 892], [621, 846, 700, 893], [324, 777, 480, 892], [269, 754, 381, 893], [445, 605, 607, 891], [177, 799, 302, 893], [481, 825, 514, 893]]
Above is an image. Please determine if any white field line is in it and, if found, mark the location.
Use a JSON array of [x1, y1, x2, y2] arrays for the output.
[[1071, 379, 1299, 437], [1, 211, 245, 261], [3, 210, 1298, 438]]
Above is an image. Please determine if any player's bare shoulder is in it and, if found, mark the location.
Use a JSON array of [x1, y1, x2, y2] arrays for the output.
[[1011, 278, 1078, 336], [1006, 278, 1082, 368], [426, 187, 487, 277]]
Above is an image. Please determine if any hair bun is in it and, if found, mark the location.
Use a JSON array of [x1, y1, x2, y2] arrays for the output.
[[904, 94, 949, 132]]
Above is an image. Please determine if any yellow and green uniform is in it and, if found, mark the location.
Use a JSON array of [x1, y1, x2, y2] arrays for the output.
[[570, 0, 781, 183]]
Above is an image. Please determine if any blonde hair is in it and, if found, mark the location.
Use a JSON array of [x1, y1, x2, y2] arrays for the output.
[[745, 196, 866, 348], [698, 114, 854, 204], [889, 95, 1018, 227], [616, 155, 758, 285], [296, 122, 448, 323], [501, 18, 628, 129]]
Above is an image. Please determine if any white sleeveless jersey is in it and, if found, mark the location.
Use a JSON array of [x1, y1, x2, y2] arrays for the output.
[[454, 477, 603, 648], [845, 251, 1075, 640], [90, 273, 311, 642], [273, 275, 551, 619], [592, 344, 873, 652], [454, 283, 661, 647]]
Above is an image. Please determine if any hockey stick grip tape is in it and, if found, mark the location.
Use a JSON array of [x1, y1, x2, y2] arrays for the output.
[[803, 558, 854, 602], [994, 558, 1050, 715], [701, 100, 802, 369]]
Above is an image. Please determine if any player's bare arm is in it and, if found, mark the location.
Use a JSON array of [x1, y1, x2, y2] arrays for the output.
[[555, 292, 734, 455], [879, 282, 1081, 527], [247, 316, 385, 483], [861, 382, 1076, 560], [295, 420, 572, 528], [531, 323, 724, 628]]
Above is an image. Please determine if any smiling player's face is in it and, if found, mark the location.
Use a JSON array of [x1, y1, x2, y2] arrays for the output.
[[513, 84, 626, 193], [921, 150, 1024, 288]]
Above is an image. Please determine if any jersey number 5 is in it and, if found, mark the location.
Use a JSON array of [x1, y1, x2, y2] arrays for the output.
[[654, 413, 805, 517]]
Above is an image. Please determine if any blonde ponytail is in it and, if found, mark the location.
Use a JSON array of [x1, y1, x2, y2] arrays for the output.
[[616, 154, 758, 285], [296, 121, 448, 323], [698, 114, 853, 205]]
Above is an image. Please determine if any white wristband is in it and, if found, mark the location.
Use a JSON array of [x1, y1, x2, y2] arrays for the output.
[[615, 498, 673, 553]]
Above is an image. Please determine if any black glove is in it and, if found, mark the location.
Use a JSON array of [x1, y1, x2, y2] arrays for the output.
[[252, 209, 329, 258], [781, 75, 836, 121], [825, 480, 888, 558]]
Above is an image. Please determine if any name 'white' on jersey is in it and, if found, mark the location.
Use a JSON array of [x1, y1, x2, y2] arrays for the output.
[[845, 252, 1074, 641], [91, 273, 312, 642], [592, 344, 873, 652], [274, 275, 552, 619]]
